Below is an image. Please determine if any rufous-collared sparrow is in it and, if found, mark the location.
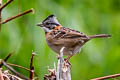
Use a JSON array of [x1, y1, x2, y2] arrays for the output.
[[37, 14, 111, 60]]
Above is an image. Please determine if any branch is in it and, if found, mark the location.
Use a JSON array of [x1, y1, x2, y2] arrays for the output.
[[44, 47, 72, 80], [91, 73, 120, 80], [0, 0, 2, 31], [7, 62, 39, 78], [0, 53, 12, 67], [0, 68, 4, 80], [0, 0, 13, 11], [0, 8, 34, 24], [0, 0, 2, 5], [0, 0, 13, 31], [57, 47, 71, 80], [2, 61, 29, 80], [30, 52, 35, 80], [7, 63, 30, 71], [56, 47, 65, 80]]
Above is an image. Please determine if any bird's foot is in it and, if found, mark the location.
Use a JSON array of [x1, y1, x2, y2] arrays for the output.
[[64, 54, 74, 67]]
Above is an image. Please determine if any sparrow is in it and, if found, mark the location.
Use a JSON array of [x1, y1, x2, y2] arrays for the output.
[[37, 14, 111, 60]]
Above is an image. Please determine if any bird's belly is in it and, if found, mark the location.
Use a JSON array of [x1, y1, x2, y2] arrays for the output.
[[71, 45, 81, 54], [47, 41, 81, 56]]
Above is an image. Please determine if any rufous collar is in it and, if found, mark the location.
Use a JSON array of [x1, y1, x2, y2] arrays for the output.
[[53, 25, 62, 30]]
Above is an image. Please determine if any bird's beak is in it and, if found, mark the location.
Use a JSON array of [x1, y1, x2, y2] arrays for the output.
[[36, 23, 44, 27]]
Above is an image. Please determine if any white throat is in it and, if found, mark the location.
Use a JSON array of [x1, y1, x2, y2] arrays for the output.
[[42, 27, 52, 32]]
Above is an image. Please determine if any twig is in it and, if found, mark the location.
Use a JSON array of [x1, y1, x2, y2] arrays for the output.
[[0, 0, 2, 31], [44, 47, 71, 80], [56, 47, 71, 80], [0, 10, 1, 31], [0, 0, 2, 5], [30, 52, 35, 80], [0, 8, 34, 24], [0, 0, 13, 31], [7, 62, 39, 78], [7, 63, 30, 71], [0, 53, 12, 67], [4, 53, 12, 62], [0, 0, 13, 11], [91, 73, 120, 80], [57, 47, 65, 80], [0, 68, 4, 80], [2, 61, 29, 80]]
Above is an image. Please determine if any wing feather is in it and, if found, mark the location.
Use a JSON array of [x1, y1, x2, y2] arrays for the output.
[[54, 27, 87, 39]]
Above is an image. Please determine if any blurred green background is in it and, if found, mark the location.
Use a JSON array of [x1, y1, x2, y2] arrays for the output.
[[0, 0, 120, 80]]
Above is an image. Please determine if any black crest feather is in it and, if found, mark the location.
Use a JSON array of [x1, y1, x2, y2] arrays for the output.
[[43, 14, 55, 22]]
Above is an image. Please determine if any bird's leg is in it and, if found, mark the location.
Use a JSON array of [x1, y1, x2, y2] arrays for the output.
[[64, 54, 74, 67], [64, 54, 74, 65], [66, 54, 74, 61]]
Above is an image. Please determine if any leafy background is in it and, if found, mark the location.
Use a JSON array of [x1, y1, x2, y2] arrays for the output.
[[0, 0, 120, 80]]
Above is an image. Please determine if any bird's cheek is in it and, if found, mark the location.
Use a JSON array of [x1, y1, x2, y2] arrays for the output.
[[42, 27, 52, 32]]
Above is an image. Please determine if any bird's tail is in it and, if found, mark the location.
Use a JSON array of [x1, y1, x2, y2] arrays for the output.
[[88, 34, 111, 39]]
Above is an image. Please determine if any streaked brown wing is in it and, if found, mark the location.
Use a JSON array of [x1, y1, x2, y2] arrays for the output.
[[54, 27, 87, 39], [49, 27, 88, 46]]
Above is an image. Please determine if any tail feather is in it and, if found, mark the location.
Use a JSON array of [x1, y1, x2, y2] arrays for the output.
[[88, 34, 111, 39]]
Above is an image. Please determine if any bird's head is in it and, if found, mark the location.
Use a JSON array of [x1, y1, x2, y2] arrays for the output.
[[37, 14, 61, 32]]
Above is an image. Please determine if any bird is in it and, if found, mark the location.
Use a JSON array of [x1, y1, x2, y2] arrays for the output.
[[37, 14, 111, 60]]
